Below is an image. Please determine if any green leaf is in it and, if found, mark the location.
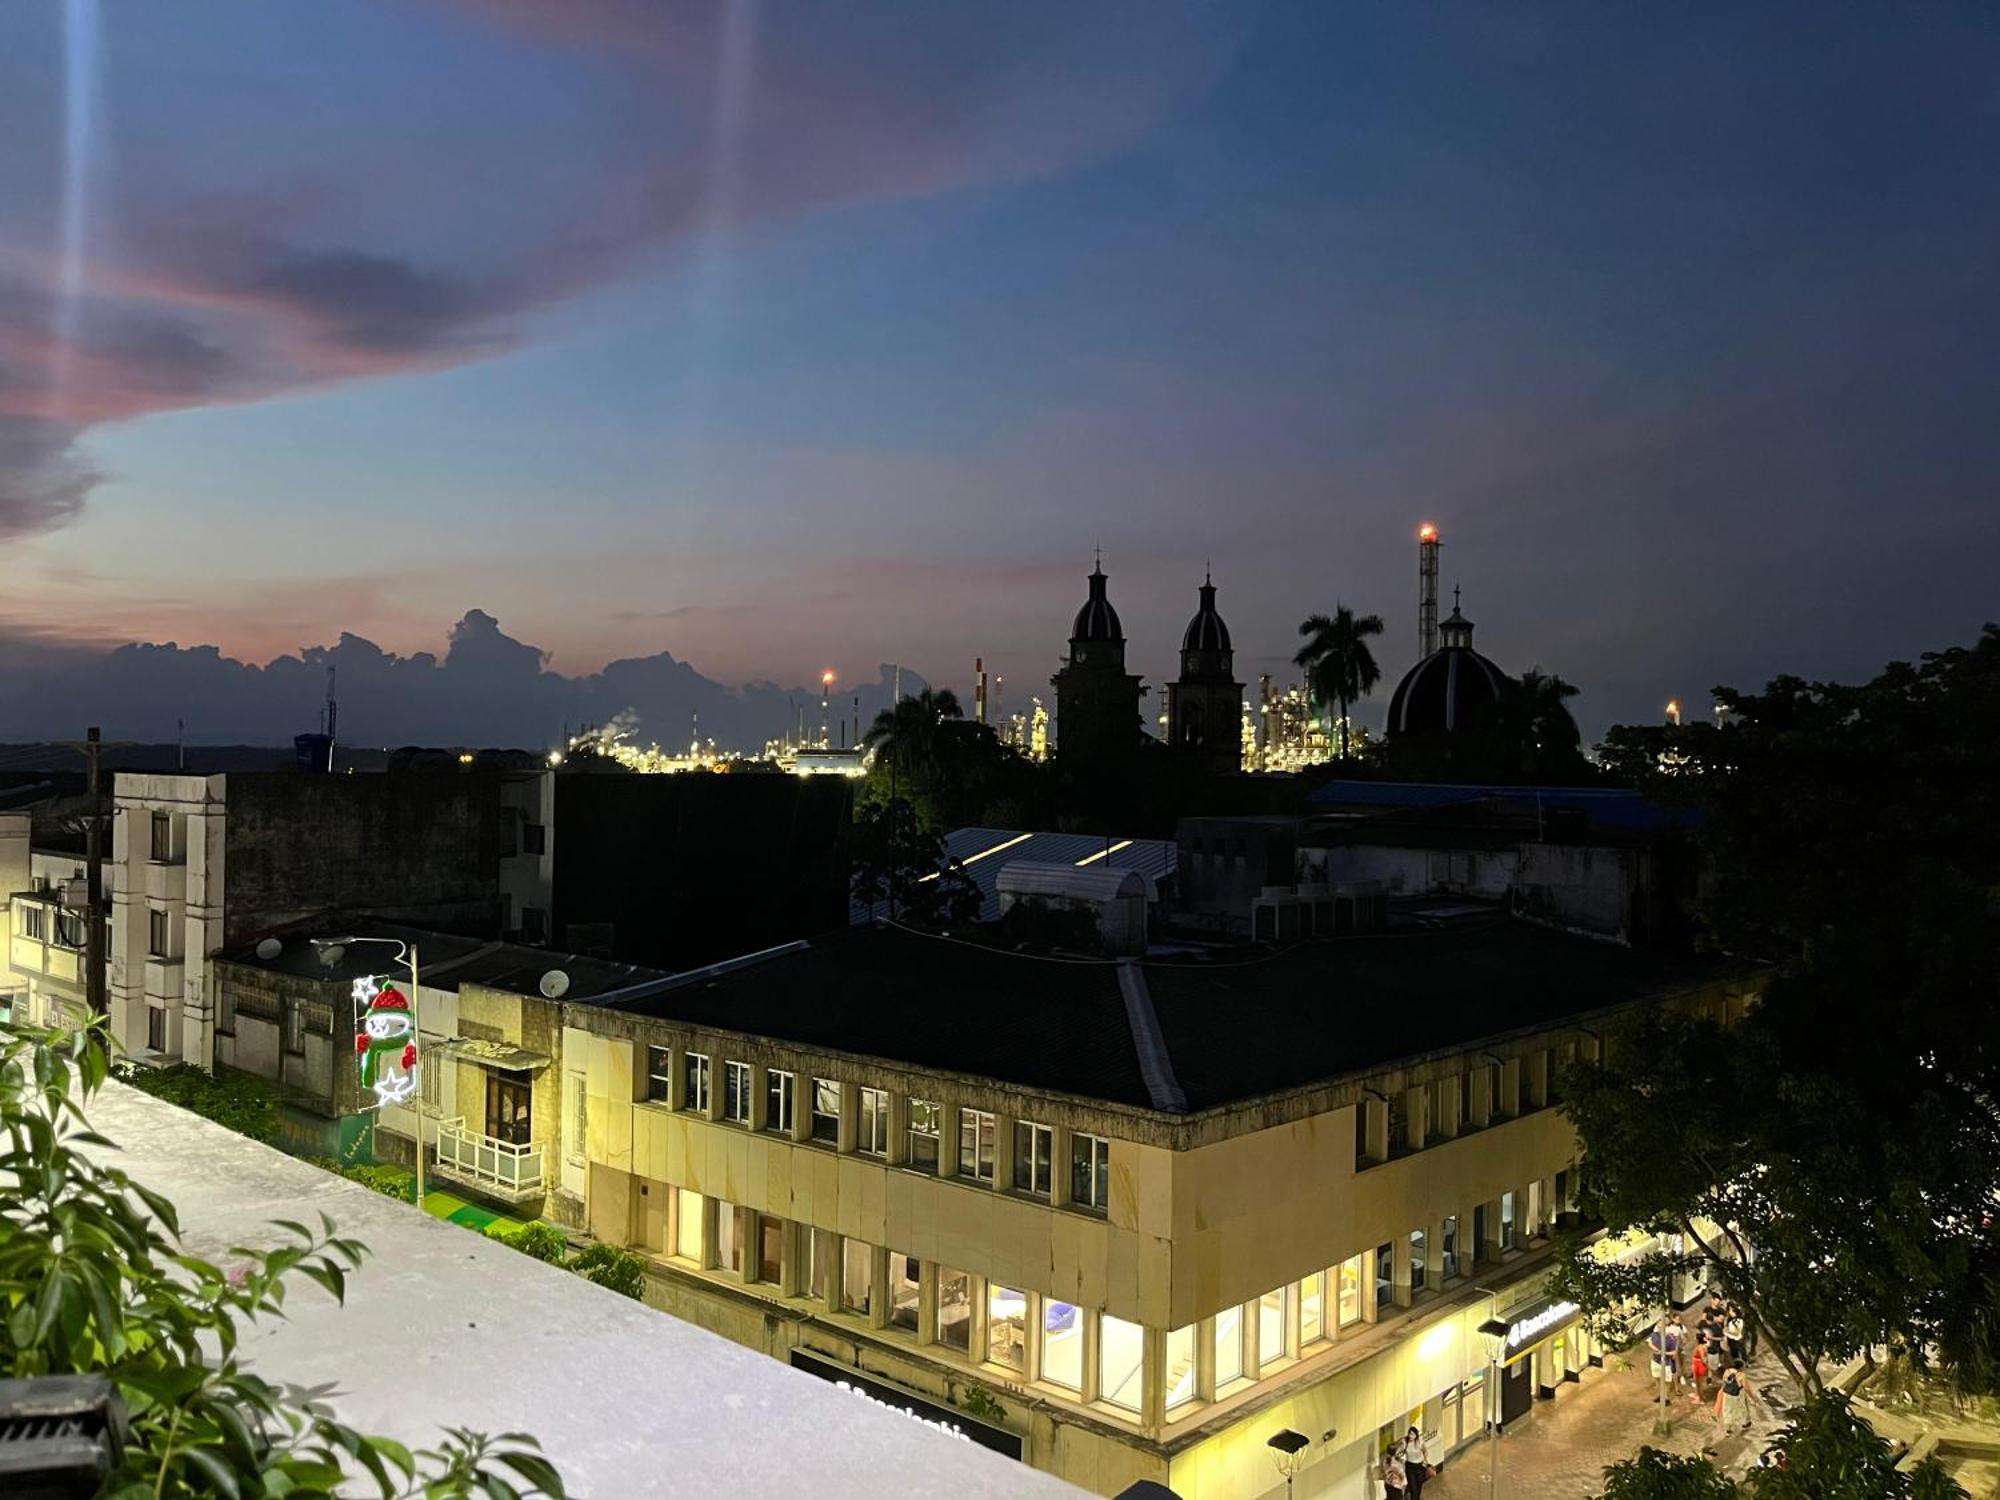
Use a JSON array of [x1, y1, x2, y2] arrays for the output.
[[180, 1444, 245, 1499]]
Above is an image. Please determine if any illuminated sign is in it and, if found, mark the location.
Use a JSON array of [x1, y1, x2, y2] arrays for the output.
[[1505, 1298, 1580, 1353], [353, 974, 420, 1108], [789, 1349, 1024, 1460]]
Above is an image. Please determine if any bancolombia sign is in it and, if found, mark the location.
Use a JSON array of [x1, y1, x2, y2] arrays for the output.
[[789, 1349, 1025, 1461], [1503, 1297, 1581, 1355]]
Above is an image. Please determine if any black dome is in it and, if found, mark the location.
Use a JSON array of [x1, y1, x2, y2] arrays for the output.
[[1071, 564, 1123, 643], [1181, 577, 1232, 653], [1386, 608, 1508, 735]]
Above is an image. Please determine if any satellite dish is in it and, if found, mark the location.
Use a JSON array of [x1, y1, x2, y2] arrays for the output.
[[254, 938, 283, 961], [539, 970, 571, 999]]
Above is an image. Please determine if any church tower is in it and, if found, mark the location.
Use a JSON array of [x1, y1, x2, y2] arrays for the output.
[[1052, 556, 1144, 765], [1166, 570, 1244, 773]]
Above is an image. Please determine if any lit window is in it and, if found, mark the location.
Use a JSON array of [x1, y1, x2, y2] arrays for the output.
[[1165, 1324, 1197, 1410], [1375, 1242, 1393, 1307], [1300, 1270, 1326, 1346], [907, 1098, 941, 1172], [1216, 1304, 1244, 1385], [1069, 1131, 1110, 1212], [723, 1061, 752, 1124], [858, 1088, 889, 1156], [684, 1052, 710, 1112], [811, 1078, 841, 1144], [674, 1189, 703, 1260], [21, 906, 43, 941], [716, 1201, 741, 1273], [1500, 1191, 1518, 1251], [1013, 1121, 1053, 1197], [1338, 1255, 1363, 1326], [1442, 1215, 1460, 1280], [1410, 1227, 1428, 1294], [1258, 1286, 1289, 1368], [987, 1284, 1027, 1372], [958, 1108, 996, 1184], [757, 1214, 784, 1283], [766, 1069, 796, 1134], [1098, 1314, 1143, 1412], [840, 1239, 874, 1317], [645, 1046, 671, 1102], [890, 1253, 921, 1332], [938, 1267, 973, 1354], [1041, 1298, 1082, 1390], [804, 1227, 827, 1303]]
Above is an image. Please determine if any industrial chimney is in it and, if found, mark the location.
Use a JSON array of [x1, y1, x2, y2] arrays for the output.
[[1418, 523, 1441, 659], [974, 658, 989, 725]]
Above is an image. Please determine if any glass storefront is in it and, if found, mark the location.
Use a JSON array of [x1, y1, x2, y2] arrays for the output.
[[1099, 1314, 1144, 1412]]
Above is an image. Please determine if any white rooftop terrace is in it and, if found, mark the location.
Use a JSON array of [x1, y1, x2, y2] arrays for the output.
[[94, 1081, 1080, 1499]]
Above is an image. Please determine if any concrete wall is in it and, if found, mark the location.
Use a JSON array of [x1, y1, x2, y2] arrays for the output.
[[1516, 842, 1643, 941]]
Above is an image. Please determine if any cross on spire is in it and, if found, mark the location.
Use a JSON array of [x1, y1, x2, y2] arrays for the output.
[[1453, 584, 1462, 610]]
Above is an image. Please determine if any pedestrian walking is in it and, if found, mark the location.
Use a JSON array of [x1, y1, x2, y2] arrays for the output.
[[1725, 1310, 1746, 1366], [1399, 1427, 1436, 1500], [1716, 1364, 1752, 1434], [1690, 1343, 1710, 1404], [1381, 1448, 1408, 1498]]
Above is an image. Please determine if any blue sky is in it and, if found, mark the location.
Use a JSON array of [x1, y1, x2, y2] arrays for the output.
[[0, 0, 1995, 738]]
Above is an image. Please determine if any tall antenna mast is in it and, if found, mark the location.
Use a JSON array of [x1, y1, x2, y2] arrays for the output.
[[1418, 523, 1441, 658]]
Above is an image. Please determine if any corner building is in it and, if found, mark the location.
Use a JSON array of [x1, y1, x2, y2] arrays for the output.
[[553, 922, 1757, 1498]]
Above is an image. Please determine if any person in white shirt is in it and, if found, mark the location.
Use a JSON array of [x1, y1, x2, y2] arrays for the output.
[[1398, 1428, 1436, 1499]]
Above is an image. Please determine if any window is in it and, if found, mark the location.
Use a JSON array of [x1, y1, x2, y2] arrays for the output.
[[958, 1108, 995, 1184], [1527, 1179, 1544, 1238], [1489, 1060, 1510, 1120], [811, 1078, 841, 1144], [1098, 1314, 1143, 1412], [804, 1227, 828, 1302], [645, 1046, 671, 1102], [54, 910, 83, 949], [1216, 1304, 1244, 1385], [567, 1073, 587, 1166], [1387, 1090, 1409, 1156], [1041, 1298, 1082, 1389], [1500, 1191, 1518, 1252], [684, 1051, 710, 1112], [765, 1069, 795, 1134], [987, 1285, 1027, 1372], [938, 1267, 973, 1354], [840, 1239, 873, 1316], [674, 1189, 703, 1261], [907, 1098, 941, 1172], [149, 812, 171, 862], [716, 1202, 741, 1273], [1460, 1069, 1474, 1132], [1165, 1325, 1197, 1411], [21, 906, 43, 941], [1374, 1242, 1393, 1308], [146, 1006, 166, 1053], [1258, 1286, 1289, 1368], [1355, 1099, 1371, 1164], [723, 1061, 751, 1124], [148, 907, 169, 958], [522, 822, 547, 855], [891, 1254, 921, 1332], [755, 1215, 783, 1284], [487, 1075, 532, 1145], [857, 1087, 889, 1156], [1442, 1215, 1460, 1280], [216, 984, 236, 1033], [282, 999, 304, 1055], [1069, 1131, 1110, 1212], [1410, 1228, 1428, 1294], [1300, 1270, 1326, 1346], [1338, 1254, 1363, 1326], [1431, 1078, 1450, 1140], [1013, 1121, 1053, 1197], [1473, 1205, 1488, 1265]]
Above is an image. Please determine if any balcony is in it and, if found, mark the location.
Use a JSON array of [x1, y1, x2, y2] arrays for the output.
[[143, 861, 187, 904], [141, 956, 185, 1002], [433, 1116, 545, 1203]]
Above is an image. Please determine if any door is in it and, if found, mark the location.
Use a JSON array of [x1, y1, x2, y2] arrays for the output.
[[1501, 1354, 1534, 1425], [486, 1073, 532, 1145]]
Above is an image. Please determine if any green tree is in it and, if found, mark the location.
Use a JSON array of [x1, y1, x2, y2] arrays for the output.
[[0, 1018, 563, 1498], [863, 687, 964, 784], [1294, 605, 1384, 758], [1509, 668, 1585, 777], [1593, 1446, 1740, 1499], [850, 797, 980, 928]]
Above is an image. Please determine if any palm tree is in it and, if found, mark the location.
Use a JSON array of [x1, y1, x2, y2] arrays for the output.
[[1294, 606, 1385, 758], [862, 687, 963, 783], [1513, 668, 1582, 773]]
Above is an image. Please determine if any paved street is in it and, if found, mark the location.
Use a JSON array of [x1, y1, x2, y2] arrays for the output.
[[1426, 1347, 1793, 1500]]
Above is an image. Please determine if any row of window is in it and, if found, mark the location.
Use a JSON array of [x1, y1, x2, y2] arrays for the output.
[[1357, 1044, 1581, 1166], [16, 904, 91, 949], [645, 1045, 1114, 1213]]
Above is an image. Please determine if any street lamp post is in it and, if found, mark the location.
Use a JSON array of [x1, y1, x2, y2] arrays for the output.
[[1265, 1429, 1309, 1499], [1478, 1316, 1511, 1500], [316, 935, 425, 1207]]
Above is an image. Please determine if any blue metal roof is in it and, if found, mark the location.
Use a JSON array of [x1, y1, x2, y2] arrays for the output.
[[1307, 780, 1700, 832]]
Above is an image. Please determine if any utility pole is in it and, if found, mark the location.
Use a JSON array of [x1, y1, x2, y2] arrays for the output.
[[83, 727, 107, 1018]]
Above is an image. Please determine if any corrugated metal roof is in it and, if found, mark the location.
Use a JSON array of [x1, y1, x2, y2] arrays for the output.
[[850, 827, 1177, 924]]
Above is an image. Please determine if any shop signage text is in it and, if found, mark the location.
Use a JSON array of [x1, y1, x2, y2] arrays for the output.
[[789, 1349, 1025, 1461], [1505, 1298, 1580, 1351]]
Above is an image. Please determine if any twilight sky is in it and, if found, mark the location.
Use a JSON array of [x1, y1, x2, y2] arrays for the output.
[[1, 1, 1996, 744]]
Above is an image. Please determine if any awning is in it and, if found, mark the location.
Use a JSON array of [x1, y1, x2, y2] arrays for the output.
[[439, 1038, 552, 1073]]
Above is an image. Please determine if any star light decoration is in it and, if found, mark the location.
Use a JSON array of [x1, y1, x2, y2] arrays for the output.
[[352, 973, 421, 1107]]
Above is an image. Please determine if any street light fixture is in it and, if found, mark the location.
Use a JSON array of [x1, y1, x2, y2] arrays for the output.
[[313, 934, 427, 1207], [1478, 1316, 1511, 1500], [1265, 1429, 1309, 1498]]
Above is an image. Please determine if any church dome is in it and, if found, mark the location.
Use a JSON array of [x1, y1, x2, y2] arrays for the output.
[[1070, 561, 1124, 643], [1180, 574, 1232, 653], [1386, 604, 1510, 735]]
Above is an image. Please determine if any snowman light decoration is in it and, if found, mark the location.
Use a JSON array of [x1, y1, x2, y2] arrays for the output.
[[353, 975, 420, 1106]]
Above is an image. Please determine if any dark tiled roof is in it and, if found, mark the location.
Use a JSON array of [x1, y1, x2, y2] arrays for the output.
[[600, 919, 1750, 1114]]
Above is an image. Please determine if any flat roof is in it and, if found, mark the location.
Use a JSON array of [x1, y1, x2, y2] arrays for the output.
[[92, 1081, 1073, 1497], [602, 919, 1750, 1114]]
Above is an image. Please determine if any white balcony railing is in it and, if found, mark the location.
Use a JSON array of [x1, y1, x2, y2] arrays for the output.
[[434, 1116, 544, 1197]]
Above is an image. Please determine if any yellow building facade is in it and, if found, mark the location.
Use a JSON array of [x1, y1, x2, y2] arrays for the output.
[[525, 941, 1758, 1499]]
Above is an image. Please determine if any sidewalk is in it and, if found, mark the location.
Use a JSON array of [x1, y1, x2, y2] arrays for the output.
[[1427, 1347, 1793, 1499]]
